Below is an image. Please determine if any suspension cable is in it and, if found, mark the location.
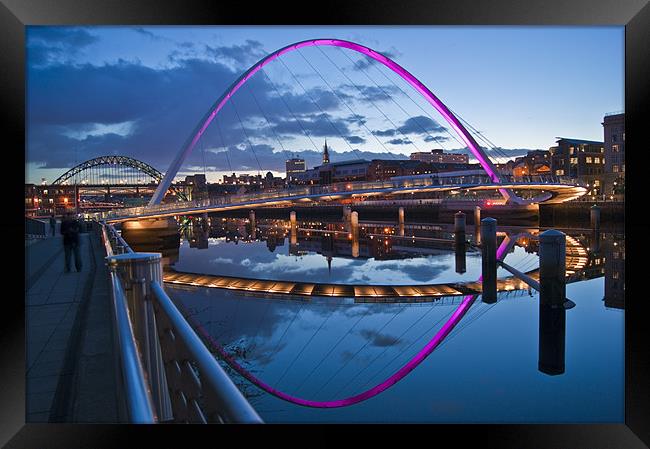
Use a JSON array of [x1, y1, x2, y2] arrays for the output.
[[259, 68, 321, 154], [230, 94, 263, 175], [274, 55, 359, 155], [245, 81, 293, 162], [334, 46, 451, 153], [298, 47, 403, 158]]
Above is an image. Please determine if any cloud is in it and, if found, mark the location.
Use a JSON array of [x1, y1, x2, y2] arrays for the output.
[[27, 27, 99, 67], [372, 129, 396, 137], [387, 138, 413, 145], [205, 39, 266, 66], [339, 84, 402, 103], [397, 116, 448, 135], [350, 49, 401, 71], [345, 136, 366, 144], [359, 329, 402, 347], [133, 27, 163, 41], [424, 135, 450, 143]]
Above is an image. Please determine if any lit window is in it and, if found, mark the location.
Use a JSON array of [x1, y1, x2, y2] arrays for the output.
[[586, 157, 593, 163], [622, 164, 625, 172], [556, 169, 564, 176], [613, 165, 619, 172], [594, 157, 600, 164], [594, 180, 600, 186]]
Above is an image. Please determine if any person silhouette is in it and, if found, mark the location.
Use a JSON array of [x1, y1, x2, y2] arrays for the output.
[[60, 212, 82, 272], [49, 214, 56, 236]]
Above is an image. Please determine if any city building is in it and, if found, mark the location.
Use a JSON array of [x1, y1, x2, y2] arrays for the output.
[[409, 149, 469, 164], [549, 138, 605, 197], [184, 174, 208, 201], [602, 112, 625, 199], [25, 184, 79, 216], [222, 173, 264, 186], [285, 157, 306, 183], [367, 159, 432, 181], [322, 139, 330, 165], [511, 150, 551, 177], [317, 159, 371, 184]]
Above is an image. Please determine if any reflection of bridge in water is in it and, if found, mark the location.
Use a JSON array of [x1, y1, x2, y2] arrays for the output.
[[161, 223, 593, 302]]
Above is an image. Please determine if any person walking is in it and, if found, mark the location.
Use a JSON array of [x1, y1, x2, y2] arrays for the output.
[[60, 212, 82, 272], [49, 214, 56, 236]]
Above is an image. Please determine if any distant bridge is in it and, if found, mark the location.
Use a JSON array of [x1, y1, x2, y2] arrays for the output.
[[52, 155, 188, 201]]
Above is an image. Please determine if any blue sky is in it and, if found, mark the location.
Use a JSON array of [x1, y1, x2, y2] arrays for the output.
[[25, 26, 623, 183]]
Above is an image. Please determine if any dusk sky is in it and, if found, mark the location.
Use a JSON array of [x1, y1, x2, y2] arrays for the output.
[[25, 26, 624, 184]]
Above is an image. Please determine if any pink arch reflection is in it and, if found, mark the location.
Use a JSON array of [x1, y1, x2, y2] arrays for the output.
[[184, 238, 512, 408]]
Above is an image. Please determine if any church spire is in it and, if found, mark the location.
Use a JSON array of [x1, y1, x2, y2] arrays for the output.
[[322, 139, 330, 165]]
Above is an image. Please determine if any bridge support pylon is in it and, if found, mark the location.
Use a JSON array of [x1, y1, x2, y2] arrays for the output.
[[480, 217, 497, 303], [351, 211, 359, 258]]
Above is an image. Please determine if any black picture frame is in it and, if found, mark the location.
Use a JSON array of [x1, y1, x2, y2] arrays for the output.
[[6, 0, 648, 447]]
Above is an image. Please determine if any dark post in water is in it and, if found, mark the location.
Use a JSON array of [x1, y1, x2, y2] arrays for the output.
[[398, 207, 405, 237], [539, 229, 566, 307], [590, 204, 601, 230], [480, 217, 497, 303], [454, 211, 466, 274], [538, 303, 566, 375]]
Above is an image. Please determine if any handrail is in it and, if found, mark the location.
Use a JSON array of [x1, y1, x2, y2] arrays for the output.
[[97, 219, 157, 423], [150, 282, 263, 424], [109, 271, 157, 423]]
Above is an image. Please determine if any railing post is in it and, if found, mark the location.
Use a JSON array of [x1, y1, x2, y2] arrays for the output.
[[590, 204, 601, 230], [398, 207, 405, 237], [106, 252, 173, 422], [539, 230, 566, 307], [480, 217, 497, 303]]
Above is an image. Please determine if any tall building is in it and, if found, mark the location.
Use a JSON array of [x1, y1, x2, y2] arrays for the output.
[[409, 149, 469, 164], [549, 138, 605, 197], [602, 112, 625, 199], [285, 157, 306, 182], [322, 139, 330, 165]]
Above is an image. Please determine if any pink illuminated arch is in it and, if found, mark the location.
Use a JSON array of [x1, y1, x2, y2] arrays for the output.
[[150, 38, 519, 205]]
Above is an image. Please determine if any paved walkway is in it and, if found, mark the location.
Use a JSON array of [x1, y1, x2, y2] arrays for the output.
[[25, 224, 120, 422]]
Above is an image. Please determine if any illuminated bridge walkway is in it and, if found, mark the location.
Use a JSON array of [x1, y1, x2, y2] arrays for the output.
[[103, 174, 587, 224]]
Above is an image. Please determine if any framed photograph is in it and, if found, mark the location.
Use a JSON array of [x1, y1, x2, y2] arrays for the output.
[[9, 0, 648, 446]]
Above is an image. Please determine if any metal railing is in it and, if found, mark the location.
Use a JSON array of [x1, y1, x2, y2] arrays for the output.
[[98, 220, 262, 423], [103, 175, 587, 221], [151, 282, 263, 423], [99, 222, 156, 423], [109, 270, 157, 423], [25, 216, 47, 239]]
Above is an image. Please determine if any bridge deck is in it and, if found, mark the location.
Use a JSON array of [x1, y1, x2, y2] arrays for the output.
[[25, 226, 119, 422]]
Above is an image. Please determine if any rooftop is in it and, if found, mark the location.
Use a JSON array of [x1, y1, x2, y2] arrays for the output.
[[554, 137, 604, 146]]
